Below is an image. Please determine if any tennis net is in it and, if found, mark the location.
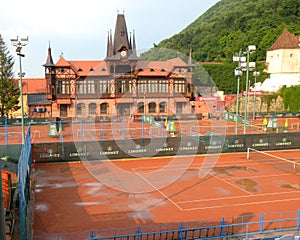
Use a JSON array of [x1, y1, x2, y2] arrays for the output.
[[247, 147, 300, 174]]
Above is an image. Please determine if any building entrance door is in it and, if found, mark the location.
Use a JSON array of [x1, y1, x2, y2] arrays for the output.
[[60, 104, 68, 117], [117, 103, 130, 117]]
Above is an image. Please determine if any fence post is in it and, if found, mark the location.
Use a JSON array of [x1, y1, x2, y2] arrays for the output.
[[142, 117, 144, 139], [136, 225, 142, 240], [220, 217, 225, 236], [260, 213, 264, 233], [102, 119, 105, 140], [122, 118, 125, 140], [161, 118, 164, 138], [297, 210, 300, 229], [90, 230, 95, 240], [5, 120, 8, 145], [178, 222, 184, 240], [80, 120, 84, 139]]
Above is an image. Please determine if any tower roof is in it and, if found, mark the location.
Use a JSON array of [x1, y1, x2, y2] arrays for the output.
[[43, 45, 55, 67], [268, 29, 300, 51], [113, 13, 130, 54]]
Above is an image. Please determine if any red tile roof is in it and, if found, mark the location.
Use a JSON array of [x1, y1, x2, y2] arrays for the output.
[[268, 29, 300, 51], [56, 56, 110, 77], [56, 56, 71, 67], [137, 57, 187, 72], [137, 68, 170, 77], [22, 78, 46, 94], [69, 60, 109, 76]]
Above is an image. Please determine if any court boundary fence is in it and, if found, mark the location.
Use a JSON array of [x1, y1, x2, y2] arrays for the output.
[[18, 125, 32, 240], [32, 209, 300, 240], [31, 132, 300, 162]]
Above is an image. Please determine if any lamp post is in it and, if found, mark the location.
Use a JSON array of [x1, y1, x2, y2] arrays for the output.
[[11, 36, 28, 144], [233, 50, 245, 135], [252, 71, 260, 120], [233, 45, 256, 134], [243, 45, 256, 134]]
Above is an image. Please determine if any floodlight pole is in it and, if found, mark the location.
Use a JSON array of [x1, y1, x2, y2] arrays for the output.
[[252, 71, 260, 120], [243, 50, 250, 134], [243, 45, 256, 134], [233, 50, 242, 135], [11, 36, 28, 144]]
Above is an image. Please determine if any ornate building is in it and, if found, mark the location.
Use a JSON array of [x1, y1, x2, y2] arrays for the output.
[[43, 14, 195, 120]]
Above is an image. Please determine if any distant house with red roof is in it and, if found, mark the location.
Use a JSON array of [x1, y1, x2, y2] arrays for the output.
[[12, 78, 51, 118], [260, 29, 300, 92]]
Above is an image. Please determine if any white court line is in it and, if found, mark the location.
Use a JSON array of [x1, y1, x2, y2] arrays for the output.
[[177, 189, 300, 204], [184, 197, 300, 211], [225, 173, 291, 180], [132, 168, 183, 211]]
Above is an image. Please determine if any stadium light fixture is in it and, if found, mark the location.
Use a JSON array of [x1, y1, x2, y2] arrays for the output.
[[11, 36, 29, 144], [252, 71, 260, 120], [233, 45, 256, 134], [243, 45, 256, 134]]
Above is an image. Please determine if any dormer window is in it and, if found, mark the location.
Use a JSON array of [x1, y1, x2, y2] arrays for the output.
[[89, 68, 94, 71], [78, 68, 83, 72], [150, 68, 154, 72], [161, 68, 166, 72], [101, 68, 106, 71]]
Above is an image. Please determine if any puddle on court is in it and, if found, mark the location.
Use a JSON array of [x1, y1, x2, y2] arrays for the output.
[[213, 166, 257, 176], [235, 178, 257, 192], [282, 184, 300, 190]]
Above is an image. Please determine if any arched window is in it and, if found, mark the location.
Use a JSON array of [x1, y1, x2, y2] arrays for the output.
[[148, 102, 156, 113], [137, 102, 144, 114], [159, 102, 167, 113], [100, 103, 108, 115], [89, 103, 96, 115], [76, 103, 85, 115]]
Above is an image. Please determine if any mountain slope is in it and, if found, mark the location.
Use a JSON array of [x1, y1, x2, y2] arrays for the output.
[[140, 0, 300, 94], [158, 0, 300, 63]]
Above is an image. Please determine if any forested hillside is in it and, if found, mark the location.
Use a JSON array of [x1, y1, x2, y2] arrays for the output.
[[141, 0, 300, 94]]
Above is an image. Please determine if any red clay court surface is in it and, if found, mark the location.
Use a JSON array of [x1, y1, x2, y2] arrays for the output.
[[32, 149, 300, 238]]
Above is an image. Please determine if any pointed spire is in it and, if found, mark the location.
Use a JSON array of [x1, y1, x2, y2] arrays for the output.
[[106, 31, 110, 57], [132, 30, 137, 57], [109, 30, 113, 56], [188, 46, 193, 65], [129, 31, 132, 50], [187, 44, 195, 68], [113, 13, 130, 54], [43, 42, 55, 67]]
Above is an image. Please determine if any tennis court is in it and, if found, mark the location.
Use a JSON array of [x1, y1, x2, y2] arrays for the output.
[[32, 148, 300, 238]]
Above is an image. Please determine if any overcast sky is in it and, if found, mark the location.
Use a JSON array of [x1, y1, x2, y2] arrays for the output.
[[0, 0, 219, 78]]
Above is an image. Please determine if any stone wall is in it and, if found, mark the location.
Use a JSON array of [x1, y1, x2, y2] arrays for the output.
[[226, 95, 285, 113]]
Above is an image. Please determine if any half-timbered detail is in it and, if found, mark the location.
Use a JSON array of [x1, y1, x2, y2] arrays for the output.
[[43, 14, 195, 119]]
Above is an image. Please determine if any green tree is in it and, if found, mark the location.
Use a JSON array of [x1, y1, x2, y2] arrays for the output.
[[280, 85, 300, 112], [0, 34, 20, 118]]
